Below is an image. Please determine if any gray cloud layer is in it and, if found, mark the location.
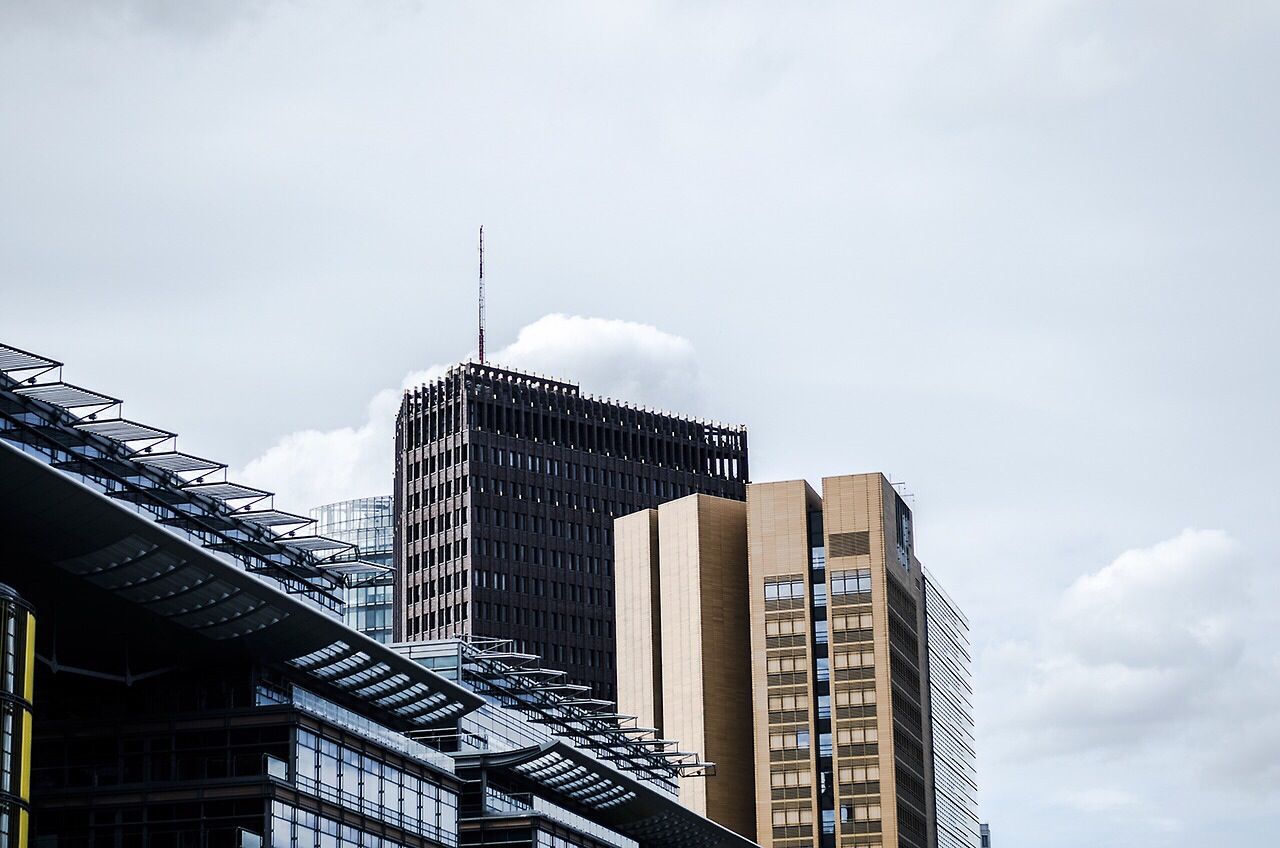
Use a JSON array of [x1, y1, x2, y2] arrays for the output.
[[3, 2, 1279, 843]]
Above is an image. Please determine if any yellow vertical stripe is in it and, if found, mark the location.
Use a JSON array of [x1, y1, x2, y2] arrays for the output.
[[19, 709, 30, 803], [20, 613, 34, 814], [17, 808, 27, 848], [22, 614, 34, 705]]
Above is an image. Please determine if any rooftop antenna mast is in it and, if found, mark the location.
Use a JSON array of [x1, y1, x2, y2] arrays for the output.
[[478, 225, 486, 364]]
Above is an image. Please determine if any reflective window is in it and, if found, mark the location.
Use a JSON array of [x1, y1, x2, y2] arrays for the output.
[[293, 730, 458, 844]]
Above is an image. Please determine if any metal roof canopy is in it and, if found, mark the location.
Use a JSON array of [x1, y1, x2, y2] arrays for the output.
[[134, 451, 226, 475], [75, 418, 176, 445], [0, 342, 59, 377], [233, 508, 313, 528], [14, 381, 119, 412], [0, 439, 484, 732], [456, 638, 700, 788], [0, 340, 359, 609], [181, 481, 272, 504], [455, 742, 754, 848]]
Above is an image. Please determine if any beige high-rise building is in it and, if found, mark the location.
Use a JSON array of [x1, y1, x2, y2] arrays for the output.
[[618, 474, 975, 848], [615, 495, 757, 839]]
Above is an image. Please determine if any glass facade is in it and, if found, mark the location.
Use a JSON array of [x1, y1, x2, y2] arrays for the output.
[[293, 729, 458, 843], [311, 497, 395, 643], [923, 571, 980, 848], [271, 800, 418, 848]]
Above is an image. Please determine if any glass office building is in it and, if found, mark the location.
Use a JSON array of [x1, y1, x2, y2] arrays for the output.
[[312, 496, 395, 643], [923, 572, 980, 848]]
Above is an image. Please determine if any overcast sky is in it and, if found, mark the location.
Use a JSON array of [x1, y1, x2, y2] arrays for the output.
[[3, 2, 1279, 844]]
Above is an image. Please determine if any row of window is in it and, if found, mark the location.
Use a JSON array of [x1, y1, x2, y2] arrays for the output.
[[768, 693, 808, 712], [761, 571, 872, 603], [769, 730, 811, 751], [406, 507, 468, 538], [471, 542, 614, 577], [836, 726, 879, 745], [407, 570, 468, 604], [833, 650, 876, 670], [765, 616, 806, 636], [405, 445, 464, 481], [772, 807, 814, 827], [841, 803, 882, 823], [474, 507, 612, 544], [468, 598, 613, 639], [405, 476, 467, 510], [831, 569, 873, 596], [405, 602, 468, 637], [770, 768, 813, 788], [833, 611, 875, 631], [292, 731, 457, 838], [404, 539, 469, 568], [766, 655, 808, 675], [840, 764, 880, 784], [474, 476, 647, 522], [835, 687, 877, 707], [472, 443, 702, 496], [765, 578, 805, 601]]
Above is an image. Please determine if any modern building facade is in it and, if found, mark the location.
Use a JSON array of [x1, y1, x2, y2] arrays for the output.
[[616, 474, 978, 848], [978, 823, 990, 848], [614, 496, 756, 838], [312, 496, 396, 643], [394, 362, 749, 698], [921, 574, 979, 848], [0, 340, 759, 848]]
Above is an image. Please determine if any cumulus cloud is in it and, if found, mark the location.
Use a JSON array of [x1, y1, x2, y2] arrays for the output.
[[990, 530, 1254, 749], [983, 528, 1280, 815], [235, 314, 702, 509], [495, 314, 703, 414]]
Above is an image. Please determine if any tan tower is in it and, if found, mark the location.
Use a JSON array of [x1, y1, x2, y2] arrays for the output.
[[618, 474, 963, 848], [616, 494, 757, 839]]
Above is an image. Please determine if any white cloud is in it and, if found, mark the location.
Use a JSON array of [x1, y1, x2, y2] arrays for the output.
[[492, 314, 703, 414], [981, 528, 1280, 833], [988, 529, 1261, 752], [234, 314, 701, 509]]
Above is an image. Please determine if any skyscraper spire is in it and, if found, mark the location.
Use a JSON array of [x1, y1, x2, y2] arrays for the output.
[[478, 225, 486, 365]]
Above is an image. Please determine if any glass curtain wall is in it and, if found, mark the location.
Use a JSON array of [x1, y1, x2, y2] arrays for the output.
[[311, 497, 395, 643]]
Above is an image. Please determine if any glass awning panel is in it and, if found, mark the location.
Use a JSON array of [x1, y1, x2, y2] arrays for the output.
[[14, 382, 118, 410], [231, 508, 313, 528], [182, 481, 271, 503], [0, 343, 59, 374], [76, 418, 175, 444], [134, 451, 225, 474], [278, 535, 352, 554]]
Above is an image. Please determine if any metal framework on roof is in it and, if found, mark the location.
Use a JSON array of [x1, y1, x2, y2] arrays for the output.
[[457, 637, 714, 787], [0, 434, 483, 731], [454, 743, 751, 848], [0, 341, 389, 612]]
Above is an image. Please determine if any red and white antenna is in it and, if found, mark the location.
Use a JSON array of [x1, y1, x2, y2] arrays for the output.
[[478, 225, 486, 365]]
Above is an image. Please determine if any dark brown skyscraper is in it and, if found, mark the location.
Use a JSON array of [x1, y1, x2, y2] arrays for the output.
[[394, 362, 748, 697]]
